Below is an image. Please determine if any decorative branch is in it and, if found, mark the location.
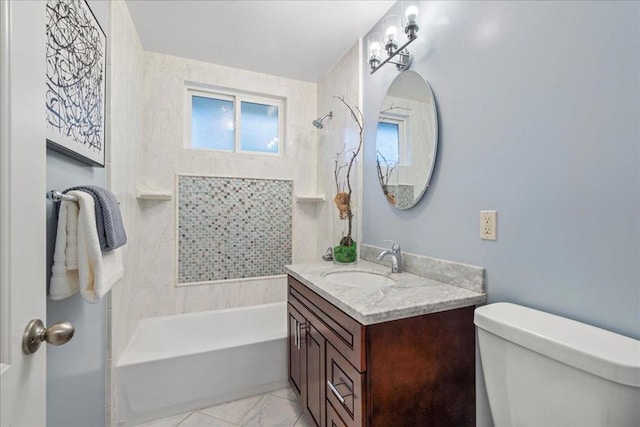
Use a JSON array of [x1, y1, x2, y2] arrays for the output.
[[333, 157, 347, 194], [379, 104, 412, 117], [333, 144, 348, 194], [377, 159, 385, 188], [331, 95, 364, 248], [376, 150, 396, 190], [376, 151, 397, 206], [335, 95, 363, 198]]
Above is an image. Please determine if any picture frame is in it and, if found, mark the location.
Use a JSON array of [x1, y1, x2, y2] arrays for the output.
[[45, 0, 107, 167]]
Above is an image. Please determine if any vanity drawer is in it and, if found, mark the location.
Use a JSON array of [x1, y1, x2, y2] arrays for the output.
[[326, 343, 365, 427], [288, 276, 366, 371], [327, 401, 348, 427]]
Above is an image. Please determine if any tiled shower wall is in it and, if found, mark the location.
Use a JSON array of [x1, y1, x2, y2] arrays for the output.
[[108, 1, 144, 425], [178, 176, 293, 284], [108, 50, 318, 364]]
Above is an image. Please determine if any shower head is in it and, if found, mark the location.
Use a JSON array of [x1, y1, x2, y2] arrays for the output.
[[312, 111, 333, 129]]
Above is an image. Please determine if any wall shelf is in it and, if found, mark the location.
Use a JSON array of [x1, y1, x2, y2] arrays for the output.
[[136, 190, 173, 201], [295, 194, 325, 204]]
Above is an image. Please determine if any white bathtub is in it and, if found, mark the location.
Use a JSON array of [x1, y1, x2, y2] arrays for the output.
[[116, 302, 288, 426]]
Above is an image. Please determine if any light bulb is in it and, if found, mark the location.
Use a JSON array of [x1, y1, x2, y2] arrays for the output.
[[369, 42, 381, 58], [405, 5, 418, 24], [386, 25, 398, 42]]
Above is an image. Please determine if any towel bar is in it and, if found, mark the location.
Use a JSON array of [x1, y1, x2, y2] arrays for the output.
[[47, 189, 120, 205], [47, 190, 77, 202]]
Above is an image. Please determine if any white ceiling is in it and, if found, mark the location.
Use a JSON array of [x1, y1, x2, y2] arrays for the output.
[[125, 0, 394, 83]]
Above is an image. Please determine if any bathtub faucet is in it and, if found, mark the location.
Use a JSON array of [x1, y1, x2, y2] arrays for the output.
[[376, 240, 402, 273]]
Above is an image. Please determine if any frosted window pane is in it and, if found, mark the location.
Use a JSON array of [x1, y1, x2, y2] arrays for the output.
[[240, 101, 279, 153], [377, 121, 399, 164], [191, 96, 234, 151]]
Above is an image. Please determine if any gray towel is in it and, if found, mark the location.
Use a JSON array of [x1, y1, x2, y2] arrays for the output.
[[64, 185, 127, 251]]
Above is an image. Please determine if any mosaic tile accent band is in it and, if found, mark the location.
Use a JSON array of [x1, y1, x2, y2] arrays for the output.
[[387, 184, 415, 209], [178, 175, 293, 284]]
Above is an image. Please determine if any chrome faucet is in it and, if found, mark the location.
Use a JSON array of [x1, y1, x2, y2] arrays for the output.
[[376, 240, 402, 273]]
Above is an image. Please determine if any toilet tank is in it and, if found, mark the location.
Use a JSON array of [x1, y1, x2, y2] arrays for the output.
[[475, 303, 640, 427]]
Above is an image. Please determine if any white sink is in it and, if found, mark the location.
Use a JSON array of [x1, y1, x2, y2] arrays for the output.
[[323, 270, 395, 288]]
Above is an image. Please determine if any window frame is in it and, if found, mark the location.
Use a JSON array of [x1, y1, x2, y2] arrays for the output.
[[184, 86, 285, 156]]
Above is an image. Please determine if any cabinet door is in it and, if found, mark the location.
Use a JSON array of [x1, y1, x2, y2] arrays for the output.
[[287, 303, 305, 397], [305, 322, 326, 427]]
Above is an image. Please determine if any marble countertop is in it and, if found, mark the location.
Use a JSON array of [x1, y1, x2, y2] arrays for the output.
[[285, 260, 487, 325]]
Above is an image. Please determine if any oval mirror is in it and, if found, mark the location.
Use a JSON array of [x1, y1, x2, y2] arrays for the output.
[[376, 71, 438, 209]]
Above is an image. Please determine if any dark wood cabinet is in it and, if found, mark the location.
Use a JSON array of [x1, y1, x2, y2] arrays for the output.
[[287, 275, 476, 427]]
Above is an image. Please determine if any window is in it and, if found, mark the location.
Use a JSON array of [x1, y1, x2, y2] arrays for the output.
[[186, 87, 284, 155], [377, 121, 400, 165], [377, 115, 407, 166]]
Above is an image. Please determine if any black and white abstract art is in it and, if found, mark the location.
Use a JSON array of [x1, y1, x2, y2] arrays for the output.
[[46, 0, 106, 167]]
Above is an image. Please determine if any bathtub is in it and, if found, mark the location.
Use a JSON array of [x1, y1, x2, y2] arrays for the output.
[[116, 302, 288, 426]]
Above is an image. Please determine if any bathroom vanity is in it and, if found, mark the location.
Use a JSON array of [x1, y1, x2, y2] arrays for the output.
[[285, 252, 486, 427]]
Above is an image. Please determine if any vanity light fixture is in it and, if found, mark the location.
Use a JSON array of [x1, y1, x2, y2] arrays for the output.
[[369, 5, 420, 74]]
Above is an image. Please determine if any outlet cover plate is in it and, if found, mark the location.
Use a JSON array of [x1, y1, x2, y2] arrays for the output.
[[480, 210, 497, 240]]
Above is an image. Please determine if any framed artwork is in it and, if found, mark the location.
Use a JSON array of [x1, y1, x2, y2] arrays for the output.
[[45, 0, 107, 167]]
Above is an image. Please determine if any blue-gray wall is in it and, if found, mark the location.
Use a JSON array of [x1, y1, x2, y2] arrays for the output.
[[363, 1, 639, 424], [47, 151, 107, 427], [364, 0, 639, 339], [46, 1, 108, 426]]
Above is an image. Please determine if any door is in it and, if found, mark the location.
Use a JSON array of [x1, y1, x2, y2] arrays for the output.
[[0, 1, 48, 426]]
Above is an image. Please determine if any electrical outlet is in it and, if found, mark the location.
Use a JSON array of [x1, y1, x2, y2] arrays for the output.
[[480, 210, 497, 240]]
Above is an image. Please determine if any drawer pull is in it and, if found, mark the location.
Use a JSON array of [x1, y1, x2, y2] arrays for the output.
[[327, 380, 352, 405]]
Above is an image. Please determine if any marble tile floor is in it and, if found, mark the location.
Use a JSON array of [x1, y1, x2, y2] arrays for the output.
[[134, 387, 315, 427]]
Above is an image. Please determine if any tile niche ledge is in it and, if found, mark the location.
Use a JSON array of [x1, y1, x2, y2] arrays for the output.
[[360, 243, 485, 294]]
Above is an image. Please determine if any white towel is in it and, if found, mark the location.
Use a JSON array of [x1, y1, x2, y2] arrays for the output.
[[49, 190, 124, 303], [75, 191, 124, 303], [49, 199, 80, 299]]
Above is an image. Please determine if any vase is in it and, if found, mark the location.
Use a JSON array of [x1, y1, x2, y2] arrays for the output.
[[333, 241, 358, 265]]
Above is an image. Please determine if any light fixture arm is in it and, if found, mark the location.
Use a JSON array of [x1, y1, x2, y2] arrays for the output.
[[370, 35, 417, 74]]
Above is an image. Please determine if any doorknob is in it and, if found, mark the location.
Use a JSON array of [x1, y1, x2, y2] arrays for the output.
[[22, 319, 75, 354]]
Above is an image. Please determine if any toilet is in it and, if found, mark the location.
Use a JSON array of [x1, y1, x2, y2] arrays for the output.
[[475, 303, 640, 426]]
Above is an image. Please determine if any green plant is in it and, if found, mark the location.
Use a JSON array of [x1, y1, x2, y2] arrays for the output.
[[334, 241, 357, 263]]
